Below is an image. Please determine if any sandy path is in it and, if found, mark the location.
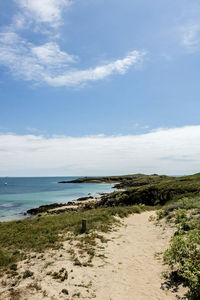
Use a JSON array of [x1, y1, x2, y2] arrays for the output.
[[0, 211, 187, 300], [92, 211, 186, 300]]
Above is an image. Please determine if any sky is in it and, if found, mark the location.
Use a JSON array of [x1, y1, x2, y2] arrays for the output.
[[0, 0, 200, 176]]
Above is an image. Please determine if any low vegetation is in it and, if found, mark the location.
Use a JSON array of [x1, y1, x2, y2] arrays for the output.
[[59, 173, 173, 189], [0, 205, 150, 270], [96, 173, 200, 207], [156, 197, 200, 299], [1, 172, 200, 299]]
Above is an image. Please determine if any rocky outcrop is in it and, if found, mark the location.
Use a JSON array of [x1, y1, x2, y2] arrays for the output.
[[76, 196, 93, 201], [27, 203, 66, 215], [26, 197, 96, 215]]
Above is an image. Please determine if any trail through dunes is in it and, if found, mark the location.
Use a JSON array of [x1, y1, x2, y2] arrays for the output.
[[92, 211, 187, 300], [0, 211, 188, 300]]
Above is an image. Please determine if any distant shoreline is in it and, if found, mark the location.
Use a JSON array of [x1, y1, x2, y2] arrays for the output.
[[1, 172, 200, 221], [23, 173, 176, 217], [0, 177, 115, 222]]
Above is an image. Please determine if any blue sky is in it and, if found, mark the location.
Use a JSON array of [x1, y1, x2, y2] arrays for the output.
[[0, 0, 200, 176]]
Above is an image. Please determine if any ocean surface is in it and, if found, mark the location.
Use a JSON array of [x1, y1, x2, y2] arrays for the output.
[[0, 177, 114, 222]]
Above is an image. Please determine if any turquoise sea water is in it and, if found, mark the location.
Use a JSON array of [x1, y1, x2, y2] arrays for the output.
[[0, 177, 114, 222]]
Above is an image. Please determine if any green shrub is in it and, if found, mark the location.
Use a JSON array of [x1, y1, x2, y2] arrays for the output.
[[174, 208, 187, 224], [10, 264, 17, 271], [23, 270, 34, 279], [161, 195, 200, 298], [156, 209, 166, 220], [164, 230, 200, 298]]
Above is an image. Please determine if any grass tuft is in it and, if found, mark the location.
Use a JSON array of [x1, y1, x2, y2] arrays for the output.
[[0, 205, 149, 269]]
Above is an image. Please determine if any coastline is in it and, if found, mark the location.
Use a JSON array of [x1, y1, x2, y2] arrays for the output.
[[0, 173, 199, 298], [0, 178, 115, 222], [3, 171, 200, 220], [25, 195, 102, 216]]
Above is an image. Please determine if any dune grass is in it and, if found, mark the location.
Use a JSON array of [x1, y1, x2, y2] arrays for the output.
[[1, 173, 199, 296], [0, 205, 150, 270]]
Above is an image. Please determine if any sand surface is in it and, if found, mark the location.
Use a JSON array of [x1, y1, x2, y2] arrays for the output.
[[0, 211, 187, 300], [48, 198, 100, 213], [25, 197, 100, 216]]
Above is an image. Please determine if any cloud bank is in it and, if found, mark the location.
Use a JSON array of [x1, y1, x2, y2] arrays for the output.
[[0, 126, 199, 176]]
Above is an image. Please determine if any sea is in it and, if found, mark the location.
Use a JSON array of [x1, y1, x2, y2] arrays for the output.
[[0, 177, 114, 222]]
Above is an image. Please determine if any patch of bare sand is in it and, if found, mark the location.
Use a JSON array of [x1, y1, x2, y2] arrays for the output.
[[48, 198, 100, 213], [0, 211, 188, 300]]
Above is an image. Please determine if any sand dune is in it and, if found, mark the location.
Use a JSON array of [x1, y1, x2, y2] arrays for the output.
[[0, 211, 187, 299]]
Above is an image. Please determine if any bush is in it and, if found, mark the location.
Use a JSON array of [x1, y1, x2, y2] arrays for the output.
[[156, 209, 166, 220], [163, 200, 200, 299], [164, 231, 200, 298], [23, 270, 34, 279]]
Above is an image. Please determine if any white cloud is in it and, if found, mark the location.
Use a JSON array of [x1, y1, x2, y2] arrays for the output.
[[179, 23, 200, 51], [45, 50, 146, 87], [0, 1, 146, 87], [31, 42, 77, 65], [0, 32, 145, 86], [0, 126, 200, 176], [0, 33, 76, 83], [16, 0, 71, 28]]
